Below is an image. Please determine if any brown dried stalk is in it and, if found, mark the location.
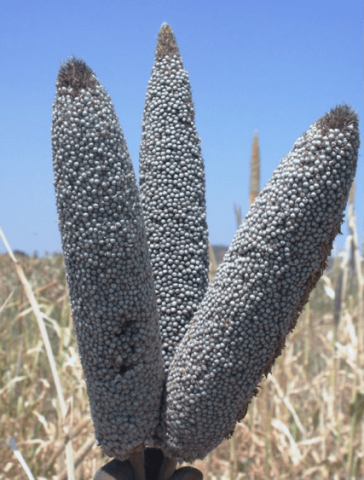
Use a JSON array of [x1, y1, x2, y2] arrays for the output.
[[249, 130, 260, 205]]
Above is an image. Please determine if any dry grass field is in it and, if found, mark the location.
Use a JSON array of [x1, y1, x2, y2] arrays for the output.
[[0, 225, 363, 479]]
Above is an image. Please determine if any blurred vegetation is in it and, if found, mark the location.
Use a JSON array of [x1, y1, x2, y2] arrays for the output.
[[0, 243, 363, 479]]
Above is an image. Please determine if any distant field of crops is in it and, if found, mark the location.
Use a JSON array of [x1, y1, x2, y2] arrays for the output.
[[0, 229, 363, 480]]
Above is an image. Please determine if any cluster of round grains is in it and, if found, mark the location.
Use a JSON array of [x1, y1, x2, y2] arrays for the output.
[[51, 58, 164, 460], [139, 24, 209, 372], [161, 105, 360, 462]]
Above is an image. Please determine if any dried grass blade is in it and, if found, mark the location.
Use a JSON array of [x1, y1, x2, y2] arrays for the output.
[[269, 375, 306, 437], [341, 234, 352, 301], [0, 375, 27, 396], [45, 416, 91, 470], [0, 227, 76, 480], [347, 181, 363, 288], [33, 280, 59, 295], [8, 437, 35, 480], [13, 306, 33, 323], [271, 419, 302, 466], [233, 203, 242, 228], [208, 243, 217, 281], [0, 287, 16, 320], [58, 437, 95, 480]]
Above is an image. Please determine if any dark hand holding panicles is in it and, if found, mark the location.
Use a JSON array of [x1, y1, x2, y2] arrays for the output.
[[93, 449, 203, 480]]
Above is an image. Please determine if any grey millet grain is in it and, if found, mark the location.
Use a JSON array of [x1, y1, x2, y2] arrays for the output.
[[139, 24, 209, 373], [52, 58, 164, 461], [161, 105, 360, 462]]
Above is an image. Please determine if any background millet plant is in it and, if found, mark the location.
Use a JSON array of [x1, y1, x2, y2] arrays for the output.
[[0, 22, 363, 480]]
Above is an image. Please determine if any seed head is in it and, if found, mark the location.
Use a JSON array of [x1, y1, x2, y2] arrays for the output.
[[160, 105, 360, 462], [139, 25, 209, 373], [52, 58, 164, 461]]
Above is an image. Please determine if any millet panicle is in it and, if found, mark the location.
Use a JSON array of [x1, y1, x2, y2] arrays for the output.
[[161, 105, 360, 462], [52, 58, 164, 461], [139, 24, 209, 373]]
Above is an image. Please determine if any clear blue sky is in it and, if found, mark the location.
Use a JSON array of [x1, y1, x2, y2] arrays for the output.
[[1, 0, 362, 256]]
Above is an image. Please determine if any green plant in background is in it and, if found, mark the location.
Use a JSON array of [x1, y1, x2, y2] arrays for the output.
[[50, 23, 360, 480]]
